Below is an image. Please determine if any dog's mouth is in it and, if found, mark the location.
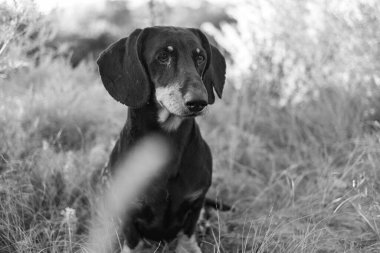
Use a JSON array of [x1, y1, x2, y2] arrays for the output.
[[157, 101, 205, 119], [183, 112, 204, 117], [180, 110, 204, 118]]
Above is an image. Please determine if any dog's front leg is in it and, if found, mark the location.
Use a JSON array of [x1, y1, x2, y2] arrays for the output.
[[120, 219, 142, 253], [176, 201, 203, 253]]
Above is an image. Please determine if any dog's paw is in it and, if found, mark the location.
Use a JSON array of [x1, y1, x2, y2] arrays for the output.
[[121, 246, 131, 253], [121, 240, 144, 253], [175, 233, 202, 253]]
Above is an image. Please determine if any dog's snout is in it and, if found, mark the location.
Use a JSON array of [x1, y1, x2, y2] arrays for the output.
[[183, 80, 208, 113], [185, 99, 207, 113]]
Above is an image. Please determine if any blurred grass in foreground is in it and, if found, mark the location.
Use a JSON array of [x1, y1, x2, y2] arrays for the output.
[[2, 0, 380, 252]]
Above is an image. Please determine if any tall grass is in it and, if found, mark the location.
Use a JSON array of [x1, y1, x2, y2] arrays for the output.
[[200, 83, 380, 252], [2, 60, 380, 252]]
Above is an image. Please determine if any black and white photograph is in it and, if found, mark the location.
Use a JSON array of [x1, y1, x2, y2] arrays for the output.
[[1, 0, 380, 252]]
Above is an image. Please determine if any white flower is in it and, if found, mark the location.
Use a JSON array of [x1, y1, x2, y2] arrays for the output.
[[61, 207, 76, 223]]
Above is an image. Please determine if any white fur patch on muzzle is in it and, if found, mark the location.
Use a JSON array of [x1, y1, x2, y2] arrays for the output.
[[156, 84, 186, 131]]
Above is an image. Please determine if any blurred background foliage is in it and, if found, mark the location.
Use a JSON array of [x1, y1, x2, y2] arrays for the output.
[[2, 0, 380, 252], [2, 0, 380, 110]]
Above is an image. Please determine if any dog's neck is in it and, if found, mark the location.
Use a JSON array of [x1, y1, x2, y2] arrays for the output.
[[106, 103, 197, 173], [107, 102, 204, 178]]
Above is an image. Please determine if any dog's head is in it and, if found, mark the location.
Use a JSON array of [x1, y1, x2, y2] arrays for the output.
[[97, 26, 226, 121]]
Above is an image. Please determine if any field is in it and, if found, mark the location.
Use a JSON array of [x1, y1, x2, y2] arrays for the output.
[[1, 1, 380, 252]]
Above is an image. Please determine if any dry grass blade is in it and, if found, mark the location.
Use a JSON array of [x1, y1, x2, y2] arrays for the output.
[[86, 136, 170, 253]]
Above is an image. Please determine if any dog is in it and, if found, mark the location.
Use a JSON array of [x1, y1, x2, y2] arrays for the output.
[[95, 26, 226, 252]]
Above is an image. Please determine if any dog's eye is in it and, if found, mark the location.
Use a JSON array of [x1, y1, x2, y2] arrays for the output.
[[195, 55, 205, 65], [157, 52, 170, 63]]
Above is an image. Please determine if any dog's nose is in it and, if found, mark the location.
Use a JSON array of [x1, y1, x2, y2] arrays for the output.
[[185, 99, 207, 113]]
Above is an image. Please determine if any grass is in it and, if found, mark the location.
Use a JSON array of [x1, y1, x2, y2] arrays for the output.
[[1, 57, 380, 253], [198, 83, 380, 252]]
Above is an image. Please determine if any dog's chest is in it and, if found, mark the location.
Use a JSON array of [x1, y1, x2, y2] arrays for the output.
[[142, 163, 209, 212], [134, 162, 210, 240]]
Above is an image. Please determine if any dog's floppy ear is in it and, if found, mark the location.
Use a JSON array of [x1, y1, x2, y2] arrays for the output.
[[97, 29, 150, 108], [189, 28, 226, 104]]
